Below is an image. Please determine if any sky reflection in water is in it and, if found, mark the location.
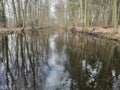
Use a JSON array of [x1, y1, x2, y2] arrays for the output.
[[0, 30, 120, 90]]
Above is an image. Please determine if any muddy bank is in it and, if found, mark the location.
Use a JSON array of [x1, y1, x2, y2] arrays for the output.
[[70, 27, 120, 42], [0, 26, 55, 35], [0, 27, 40, 35]]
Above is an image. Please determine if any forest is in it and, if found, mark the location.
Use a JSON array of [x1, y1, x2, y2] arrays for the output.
[[0, 0, 120, 30], [0, 0, 120, 90]]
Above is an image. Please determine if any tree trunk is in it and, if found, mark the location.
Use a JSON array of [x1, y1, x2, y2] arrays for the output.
[[112, 0, 118, 30]]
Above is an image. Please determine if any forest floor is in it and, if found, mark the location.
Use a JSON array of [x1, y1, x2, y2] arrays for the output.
[[0, 27, 50, 35], [0, 27, 34, 35], [70, 26, 120, 42], [0, 26, 60, 35]]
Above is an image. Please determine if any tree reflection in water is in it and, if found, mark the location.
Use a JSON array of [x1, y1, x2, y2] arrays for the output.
[[66, 34, 120, 90], [0, 30, 120, 90]]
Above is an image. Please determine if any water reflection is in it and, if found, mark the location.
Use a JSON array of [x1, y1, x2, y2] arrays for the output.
[[66, 34, 120, 90], [0, 30, 120, 90], [44, 34, 70, 90]]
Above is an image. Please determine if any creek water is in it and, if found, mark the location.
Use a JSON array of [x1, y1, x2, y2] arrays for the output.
[[0, 28, 120, 90]]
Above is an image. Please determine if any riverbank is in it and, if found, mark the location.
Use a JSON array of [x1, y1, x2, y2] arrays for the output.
[[0, 27, 38, 35], [1, 26, 120, 43], [0, 26, 54, 35], [70, 27, 120, 42]]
